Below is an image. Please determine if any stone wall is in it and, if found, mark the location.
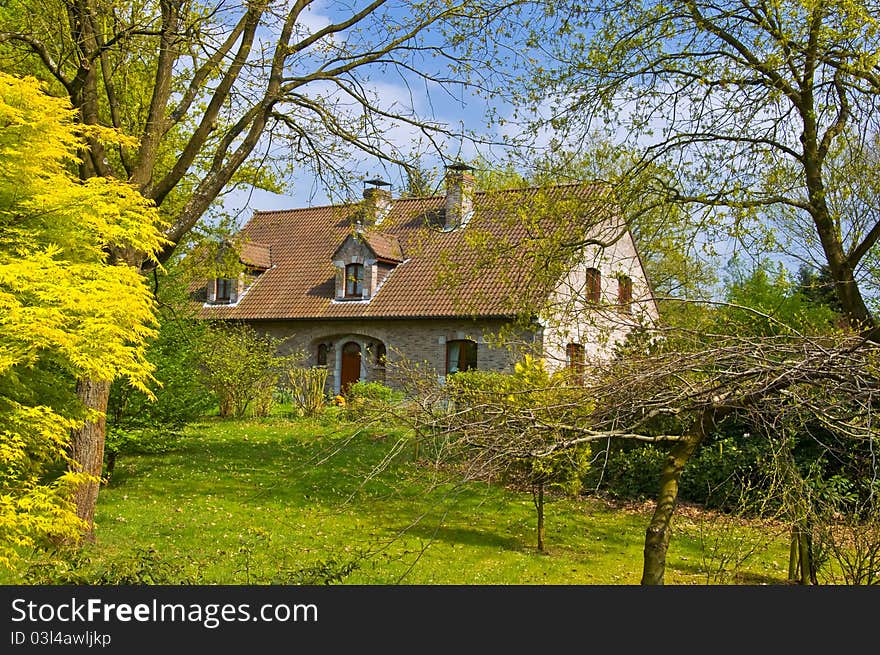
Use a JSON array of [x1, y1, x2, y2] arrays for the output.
[[248, 317, 539, 394]]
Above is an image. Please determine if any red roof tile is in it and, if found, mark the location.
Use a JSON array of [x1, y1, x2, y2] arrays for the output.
[[362, 232, 404, 263]]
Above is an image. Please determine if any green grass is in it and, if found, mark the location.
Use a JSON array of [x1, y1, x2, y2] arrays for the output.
[[7, 410, 794, 585]]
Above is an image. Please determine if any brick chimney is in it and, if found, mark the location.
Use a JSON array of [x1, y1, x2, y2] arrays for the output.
[[444, 162, 475, 230], [362, 178, 392, 226]]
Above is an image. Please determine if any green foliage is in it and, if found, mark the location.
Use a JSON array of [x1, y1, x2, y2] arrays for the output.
[[586, 443, 666, 501], [106, 314, 216, 477], [345, 380, 401, 419], [720, 261, 841, 336], [679, 434, 768, 512], [21, 548, 196, 585], [285, 367, 330, 418], [347, 380, 398, 403], [197, 323, 294, 418], [446, 356, 592, 493], [20, 537, 360, 586], [0, 73, 164, 569]]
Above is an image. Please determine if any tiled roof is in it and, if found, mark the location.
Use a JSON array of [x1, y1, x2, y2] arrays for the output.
[[362, 232, 404, 263], [239, 241, 272, 270], [196, 182, 613, 320]]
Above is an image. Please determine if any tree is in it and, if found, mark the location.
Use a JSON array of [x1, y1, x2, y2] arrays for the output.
[[0, 73, 164, 556], [0, 0, 502, 260], [0, 0, 508, 533], [527, 143, 719, 303], [390, 356, 595, 552], [105, 311, 215, 481], [517, 0, 880, 334]]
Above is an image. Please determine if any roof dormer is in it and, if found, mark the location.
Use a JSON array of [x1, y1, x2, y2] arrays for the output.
[[205, 239, 271, 306], [331, 228, 403, 301]]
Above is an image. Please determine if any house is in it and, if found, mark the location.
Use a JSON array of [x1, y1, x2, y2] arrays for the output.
[[195, 163, 658, 394]]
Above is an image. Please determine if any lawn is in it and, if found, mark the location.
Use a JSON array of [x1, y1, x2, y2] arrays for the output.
[[8, 410, 793, 585]]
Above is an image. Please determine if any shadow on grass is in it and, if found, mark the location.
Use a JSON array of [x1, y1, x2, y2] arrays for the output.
[[670, 559, 787, 585], [399, 522, 527, 551]]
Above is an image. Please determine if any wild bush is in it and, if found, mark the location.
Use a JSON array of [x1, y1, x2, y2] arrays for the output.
[[345, 381, 400, 419], [106, 315, 215, 480], [286, 367, 329, 417]]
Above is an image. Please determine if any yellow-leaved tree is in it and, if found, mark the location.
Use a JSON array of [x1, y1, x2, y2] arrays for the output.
[[0, 73, 165, 569]]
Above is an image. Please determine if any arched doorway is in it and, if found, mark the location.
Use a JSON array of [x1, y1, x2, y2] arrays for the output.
[[340, 341, 361, 394]]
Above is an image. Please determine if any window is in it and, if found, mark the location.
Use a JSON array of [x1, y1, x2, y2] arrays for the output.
[[566, 343, 585, 385], [317, 343, 329, 366], [345, 263, 364, 297], [617, 275, 633, 313], [215, 278, 233, 303], [374, 342, 387, 383], [585, 268, 601, 303], [446, 339, 477, 375]]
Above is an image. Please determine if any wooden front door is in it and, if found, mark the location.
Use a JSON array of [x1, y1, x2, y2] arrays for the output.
[[340, 341, 361, 395]]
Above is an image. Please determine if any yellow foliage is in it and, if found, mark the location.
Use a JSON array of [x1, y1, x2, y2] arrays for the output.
[[0, 73, 165, 570]]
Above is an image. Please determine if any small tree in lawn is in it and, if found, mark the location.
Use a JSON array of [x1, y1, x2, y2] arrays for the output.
[[416, 356, 592, 552], [286, 367, 329, 418]]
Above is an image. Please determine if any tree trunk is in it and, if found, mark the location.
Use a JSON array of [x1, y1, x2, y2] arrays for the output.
[[534, 483, 546, 553], [798, 93, 876, 334], [788, 526, 800, 583], [798, 528, 813, 585], [641, 407, 715, 585], [69, 378, 111, 543]]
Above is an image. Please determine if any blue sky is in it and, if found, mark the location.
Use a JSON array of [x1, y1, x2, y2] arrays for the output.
[[212, 0, 533, 226]]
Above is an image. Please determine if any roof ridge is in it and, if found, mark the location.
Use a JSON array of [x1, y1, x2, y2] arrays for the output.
[[249, 180, 607, 217]]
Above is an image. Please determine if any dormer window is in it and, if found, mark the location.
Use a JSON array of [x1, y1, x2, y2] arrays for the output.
[[345, 263, 364, 298], [215, 278, 233, 304], [204, 240, 270, 307], [332, 230, 403, 302]]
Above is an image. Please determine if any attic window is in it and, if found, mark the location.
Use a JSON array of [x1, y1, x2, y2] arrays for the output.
[[215, 278, 233, 304], [345, 263, 364, 297], [617, 275, 633, 313], [585, 268, 601, 304]]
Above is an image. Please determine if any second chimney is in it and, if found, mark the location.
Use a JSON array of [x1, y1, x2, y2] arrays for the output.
[[362, 178, 392, 226], [444, 162, 475, 231]]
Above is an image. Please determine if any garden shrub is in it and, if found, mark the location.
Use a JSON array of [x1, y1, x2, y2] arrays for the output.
[[286, 367, 329, 417], [106, 315, 215, 480], [585, 442, 667, 501], [21, 548, 197, 585], [345, 381, 400, 418], [586, 429, 771, 512], [197, 323, 295, 418]]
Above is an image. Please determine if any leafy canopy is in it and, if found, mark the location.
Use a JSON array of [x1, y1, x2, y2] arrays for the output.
[[0, 73, 165, 569]]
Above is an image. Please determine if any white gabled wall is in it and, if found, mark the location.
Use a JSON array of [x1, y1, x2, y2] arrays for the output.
[[541, 220, 658, 373]]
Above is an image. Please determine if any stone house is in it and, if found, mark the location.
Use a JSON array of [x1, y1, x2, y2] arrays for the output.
[[195, 164, 658, 394]]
